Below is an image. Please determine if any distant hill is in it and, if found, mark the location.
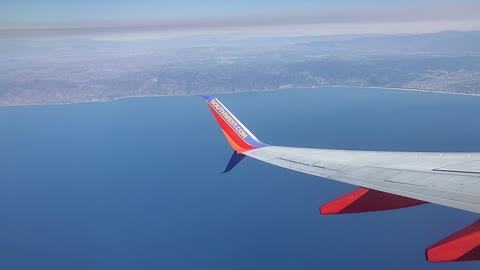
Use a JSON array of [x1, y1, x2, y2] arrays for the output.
[[1, 31, 480, 106], [295, 31, 480, 54]]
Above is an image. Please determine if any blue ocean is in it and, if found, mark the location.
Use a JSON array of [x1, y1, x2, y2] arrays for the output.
[[1, 87, 479, 269]]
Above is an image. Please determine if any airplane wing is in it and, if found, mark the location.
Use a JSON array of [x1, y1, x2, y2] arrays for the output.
[[202, 95, 480, 262]]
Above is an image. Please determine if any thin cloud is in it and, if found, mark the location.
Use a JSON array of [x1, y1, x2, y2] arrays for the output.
[[1, 4, 479, 39]]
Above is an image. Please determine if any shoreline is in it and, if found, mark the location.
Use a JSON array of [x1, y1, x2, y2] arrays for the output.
[[1, 86, 480, 107]]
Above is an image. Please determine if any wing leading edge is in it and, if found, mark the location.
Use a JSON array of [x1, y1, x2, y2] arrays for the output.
[[202, 96, 480, 262]]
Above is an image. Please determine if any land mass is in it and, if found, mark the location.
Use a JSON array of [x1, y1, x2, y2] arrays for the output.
[[1, 31, 480, 106]]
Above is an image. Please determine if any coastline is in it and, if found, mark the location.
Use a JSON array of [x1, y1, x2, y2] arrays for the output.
[[1, 86, 480, 107]]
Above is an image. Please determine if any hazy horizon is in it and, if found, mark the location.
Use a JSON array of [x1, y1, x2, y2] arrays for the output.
[[1, 0, 480, 40]]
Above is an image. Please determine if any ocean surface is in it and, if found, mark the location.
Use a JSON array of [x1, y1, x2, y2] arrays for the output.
[[1, 87, 480, 269]]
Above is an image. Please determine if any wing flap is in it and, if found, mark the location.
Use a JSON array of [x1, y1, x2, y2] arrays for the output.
[[434, 160, 480, 174]]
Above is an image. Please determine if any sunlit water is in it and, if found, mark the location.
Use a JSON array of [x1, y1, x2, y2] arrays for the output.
[[1, 87, 479, 269]]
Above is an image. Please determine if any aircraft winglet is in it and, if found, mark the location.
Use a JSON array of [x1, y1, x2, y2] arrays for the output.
[[222, 151, 246, 174], [202, 95, 267, 153]]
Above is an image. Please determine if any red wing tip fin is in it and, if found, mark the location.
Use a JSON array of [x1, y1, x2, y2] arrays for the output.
[[320, 187, 369, 214], [320, 187, 427, 215], [202, 95, 267, 153]]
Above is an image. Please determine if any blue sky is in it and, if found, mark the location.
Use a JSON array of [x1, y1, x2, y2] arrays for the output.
[[1, 0, 479, 39]]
